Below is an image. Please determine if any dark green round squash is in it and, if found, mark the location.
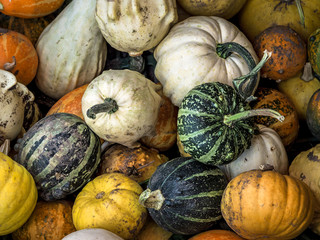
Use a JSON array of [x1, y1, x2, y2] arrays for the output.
[[306, 88, 320, 139], [139, 156, 228, 235], [15, 113, 101, 201]]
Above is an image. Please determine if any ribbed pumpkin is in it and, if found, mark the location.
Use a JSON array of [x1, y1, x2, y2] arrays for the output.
[[0, 152, 38, 235], [0, 28, 38, 85], [12, 200, 76, 240], [308, 28, 320, 76], [62, 228, 124, 240], [189, 229, 245, 240], [221, 170, 315, 240], [15, 112, 101, 201], [139, 157, 228, 235]]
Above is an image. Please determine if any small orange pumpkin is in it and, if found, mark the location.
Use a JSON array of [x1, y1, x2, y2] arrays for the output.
[[0, 28, 38, 85], [189, 229, 245, 240]]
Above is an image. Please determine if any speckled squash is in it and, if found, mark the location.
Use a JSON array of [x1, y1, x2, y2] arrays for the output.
[[308, 28, 320, 76], [12, 200, 76, 240], [306, 89, 320, 139]]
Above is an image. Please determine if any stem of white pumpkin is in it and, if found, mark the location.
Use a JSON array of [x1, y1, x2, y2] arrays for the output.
[[223, 108, 285, 126], [139, 189, 165, 210], [86, 98, 118, 119], [295, 0, 305, 27]]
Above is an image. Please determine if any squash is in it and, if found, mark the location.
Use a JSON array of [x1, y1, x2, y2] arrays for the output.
[[135, 216, 173, 240], [98, 144, 168, 184], [154, 15, 259, 106], [221, 170, 315, 240], [251, 87, 299, 147], [277, 63, 320, 120], [35, 0, 107, 100], [0, 151, 38, 235], [253, 25, 306, 81], [0, 0, 65, 18], [189, 229, 245, 240], [237, 0, 320, 43], [218, 124, 288, 181], [0, 28, 38, 85], [12, 200, 76, 240], [15, 113, 101, 201], [82, 69, 162, 148], [95, 0, 178, 57], [62, 228, 124, 240], [308, 28, 320, 76], [177, 0, 247, 19], [306, 89, 320, 139], [139, 157, 228, 235], [72, 172, 147, 240], [23, 101, 42, 132]]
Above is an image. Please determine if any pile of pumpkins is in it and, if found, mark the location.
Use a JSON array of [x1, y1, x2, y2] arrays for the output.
[[1, 0, 320, 240]]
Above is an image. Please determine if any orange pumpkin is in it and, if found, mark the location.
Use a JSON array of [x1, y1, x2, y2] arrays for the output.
[[254, 25, 306, 81], [0, 0, 65, 18], [0, 28, 38, 85], [189, 229, 245, 240]]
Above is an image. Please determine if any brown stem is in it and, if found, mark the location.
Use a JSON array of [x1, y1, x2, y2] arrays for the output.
[[4, 56, 16, 71]]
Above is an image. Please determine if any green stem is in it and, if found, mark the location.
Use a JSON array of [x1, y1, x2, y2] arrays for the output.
[[86, 98, 118, 119], [295, 0, 305, 27], [224, 108, 285, 127], [139, 189, 165, 210]]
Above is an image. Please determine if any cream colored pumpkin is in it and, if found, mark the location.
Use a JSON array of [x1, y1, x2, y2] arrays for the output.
[[219, 124, 288, 181], [82, 69, 162, 148], [62, 228, 124, 240], [95, 0, 178, 57], [36, 0, 108, 100], [154, 16, 259, 106]]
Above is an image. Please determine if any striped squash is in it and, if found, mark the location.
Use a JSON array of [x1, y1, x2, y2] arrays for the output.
[[139, 157, 228, 235], [15, 113, 101, 201]]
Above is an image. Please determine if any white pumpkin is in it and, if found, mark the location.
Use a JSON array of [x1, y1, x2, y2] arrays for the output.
[[95, 0, 178, 57], [154, 16, 259, 106], [82, 69, 162, 148], [219, 125, 289, 181], [0, 70, 34, 144], [36, 0, 108, 100], [62, 228, 124, 240]]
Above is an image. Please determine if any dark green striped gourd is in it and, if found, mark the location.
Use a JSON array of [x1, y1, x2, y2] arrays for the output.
[[15, 113, 101, 201], [139, 157, 228, 235]]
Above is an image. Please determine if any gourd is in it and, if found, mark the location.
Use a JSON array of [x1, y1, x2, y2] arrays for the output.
[[219, 124, 288, 181], [95, 0, 178, 57], [308, 28, 320, 76], [306, 89, 320, 139], [154, 15, 259, 106], [15, 113, 101, 201], [72, 172, 147, 240], [221, 170, 315, 240], [36, 0, 108, 100], [139, 157, 228, 235], [82, 69, 162, 148], [12, 200, 76, 240], [0, 69, 35, 145], [0, 28, 38, 85], [0, 0, 65, 18], [237, 0, 320, 43], [62, 228, 124, 240], [135, 217, 173, 240], [0, 151, 38, 235], [189, 229, 245, 240]]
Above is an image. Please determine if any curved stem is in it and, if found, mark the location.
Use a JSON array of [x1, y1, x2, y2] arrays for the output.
[[86, 98, 118, 119], [295, 0, 305, 27], [139, 189, 165, 210], [3, 56, 16, 71]]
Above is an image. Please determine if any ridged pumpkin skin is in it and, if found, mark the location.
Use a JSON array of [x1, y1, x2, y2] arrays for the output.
[[0, 152, 38, 235], [0, 0, 65, 18], [221, 170, 315, 240], [308, 28, 320, 76], [0, 28, 38, 85], [72, 173, 147, 240], [62, 228, 124, 240], [306, 89, 320, 139], [12, 200, 76, 240], [189, 229, 245, 240]]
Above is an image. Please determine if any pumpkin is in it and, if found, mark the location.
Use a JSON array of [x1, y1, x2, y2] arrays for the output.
[[98, 144, 168, 184], [35, 0, 107, 100], [12, 200, 76, 240], [72, 172, 147, 240], [177, 82, 284, 166], [0, 151, 38, 235], [62, 228, 124, 240], [0, 28, 38, 85], [306, 89, 320, 139], [177, 0, 247, 19], [237, 0, 320, 43], [308, 28, 320, 76], [15, 113, 101, 201], [0, 0, 65, 18], [139, 157, 228, 235], [0, 69, 35, 145], [221, 170, 315, 240], [154, 15, 259, 106], [46, 84, 88, 120], [95, 0, 178, 57], [135, 216, 173, 240], [189, 229, 245, 240], [218, 124, 288, 181], [253, 25, 306, 81], [82, 69, 162, 148], [251, 87, 299, 146], [277, 63, 320, 120]]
